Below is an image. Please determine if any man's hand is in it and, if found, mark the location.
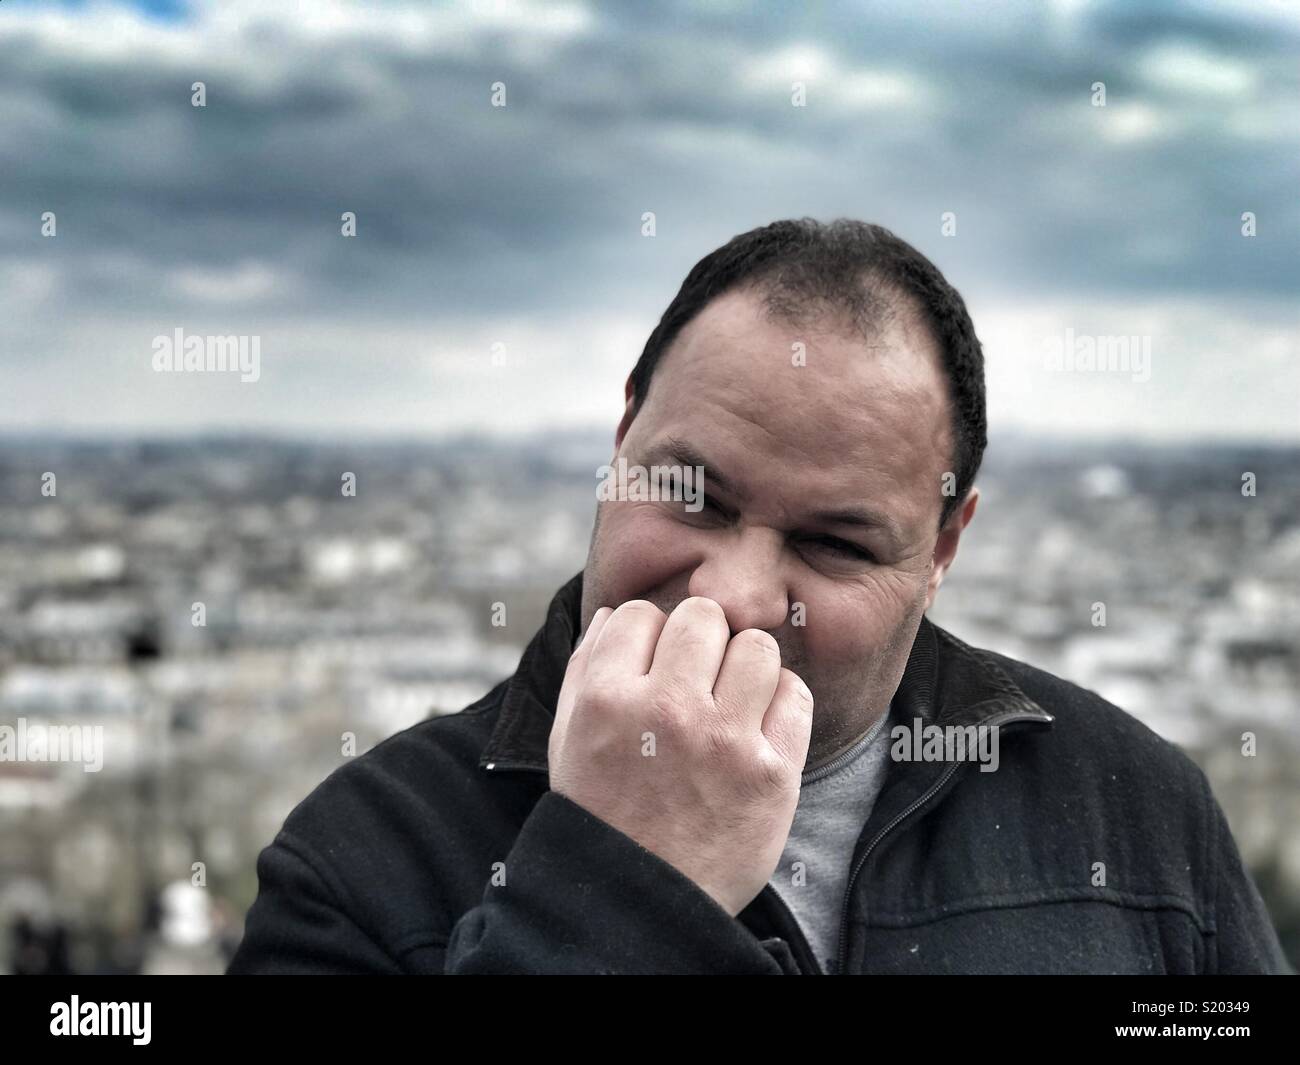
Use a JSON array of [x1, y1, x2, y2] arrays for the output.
[[548, 597, 814, 917]]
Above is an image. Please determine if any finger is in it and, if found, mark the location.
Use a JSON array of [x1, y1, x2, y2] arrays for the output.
[[712, 628, 782, 729], [584, 599, 669, 688], [573, 604, 613, 661], [761, 668, 815, 769], [648, 597, 731, 694], [555, 606, 613, 733]]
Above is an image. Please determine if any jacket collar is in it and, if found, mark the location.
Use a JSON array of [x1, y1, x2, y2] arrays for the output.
[[479, 571, 1052, 775]]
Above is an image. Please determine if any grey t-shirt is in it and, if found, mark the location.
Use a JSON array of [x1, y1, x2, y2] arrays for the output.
[[766, 710, 893, 973]]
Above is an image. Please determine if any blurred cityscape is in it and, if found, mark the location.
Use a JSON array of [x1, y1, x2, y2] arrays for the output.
[[0, 431, 1296, 973]]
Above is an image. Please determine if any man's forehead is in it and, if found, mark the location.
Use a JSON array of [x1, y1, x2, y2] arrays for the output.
[[646, 298, 950, 457], [661, 287, 946, 405]]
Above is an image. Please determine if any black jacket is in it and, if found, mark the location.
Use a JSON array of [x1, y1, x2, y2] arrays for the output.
[[228, 573, 1292, 974]]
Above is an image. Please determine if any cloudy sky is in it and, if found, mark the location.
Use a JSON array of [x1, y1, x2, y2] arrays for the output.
[[1, 0, 1297, 441]]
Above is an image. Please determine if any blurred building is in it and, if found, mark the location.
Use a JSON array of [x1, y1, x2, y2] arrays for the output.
[[1, 433, 1297, 971]]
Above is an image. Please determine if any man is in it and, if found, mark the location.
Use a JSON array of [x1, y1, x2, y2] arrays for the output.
[[228, 218, 1290, 975]]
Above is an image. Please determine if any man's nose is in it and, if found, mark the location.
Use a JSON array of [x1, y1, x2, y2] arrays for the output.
[[686, 527, 790, 635]]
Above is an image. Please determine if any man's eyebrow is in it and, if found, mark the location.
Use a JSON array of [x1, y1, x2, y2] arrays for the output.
[[809, 506, 905, 543], [650, 437, 748, 501]]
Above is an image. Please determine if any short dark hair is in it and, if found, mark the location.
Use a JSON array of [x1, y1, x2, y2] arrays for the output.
[[627, 217, 987, 527]]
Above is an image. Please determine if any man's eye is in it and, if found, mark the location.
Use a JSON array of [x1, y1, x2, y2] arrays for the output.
[[664, 479, 721, 515], [680, 496, 724, 518], [803, 535, 874, 562]]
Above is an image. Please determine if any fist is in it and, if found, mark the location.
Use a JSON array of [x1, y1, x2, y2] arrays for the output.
[[548, 597, 814, 916]]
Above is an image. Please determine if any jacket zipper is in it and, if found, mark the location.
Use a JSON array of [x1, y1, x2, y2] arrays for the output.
[[831, 710, 1054, 974], [832, 760, 960, 973]]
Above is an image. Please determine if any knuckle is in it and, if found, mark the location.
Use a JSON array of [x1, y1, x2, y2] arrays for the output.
[[580, 683, 620, 717], [751, 746, 792, 791]]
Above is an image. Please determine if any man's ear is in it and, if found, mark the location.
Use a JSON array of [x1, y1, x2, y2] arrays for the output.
[[613, 375, 638, 455], [926, 486, 979, 610]]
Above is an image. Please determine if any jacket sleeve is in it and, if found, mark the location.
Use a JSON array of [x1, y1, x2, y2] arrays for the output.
[[1203, 788, 1294, 975], [226, 834, 404, 975], [444, 790, 787, 974], [229, 789, 789, 975]]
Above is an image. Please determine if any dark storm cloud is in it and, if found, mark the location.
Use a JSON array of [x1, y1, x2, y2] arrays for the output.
[[1, 0, 1295, 320], [0, 0, 1295, 437]]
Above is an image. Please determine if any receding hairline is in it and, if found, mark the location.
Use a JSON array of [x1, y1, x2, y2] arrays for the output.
[[740, 269, 932, 350]]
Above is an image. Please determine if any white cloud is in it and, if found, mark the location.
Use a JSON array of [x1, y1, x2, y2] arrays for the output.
[[740, 42, 924, 112], [977, 296, 1300, 441], [171, 261, 288, 304], [1141, 41, 1259, 99]]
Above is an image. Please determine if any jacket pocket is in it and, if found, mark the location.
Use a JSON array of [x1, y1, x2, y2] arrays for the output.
[[852, 895, 1202, 974]]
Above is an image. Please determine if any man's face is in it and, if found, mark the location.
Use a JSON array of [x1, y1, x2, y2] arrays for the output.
[[580, 285, 967, 768]]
